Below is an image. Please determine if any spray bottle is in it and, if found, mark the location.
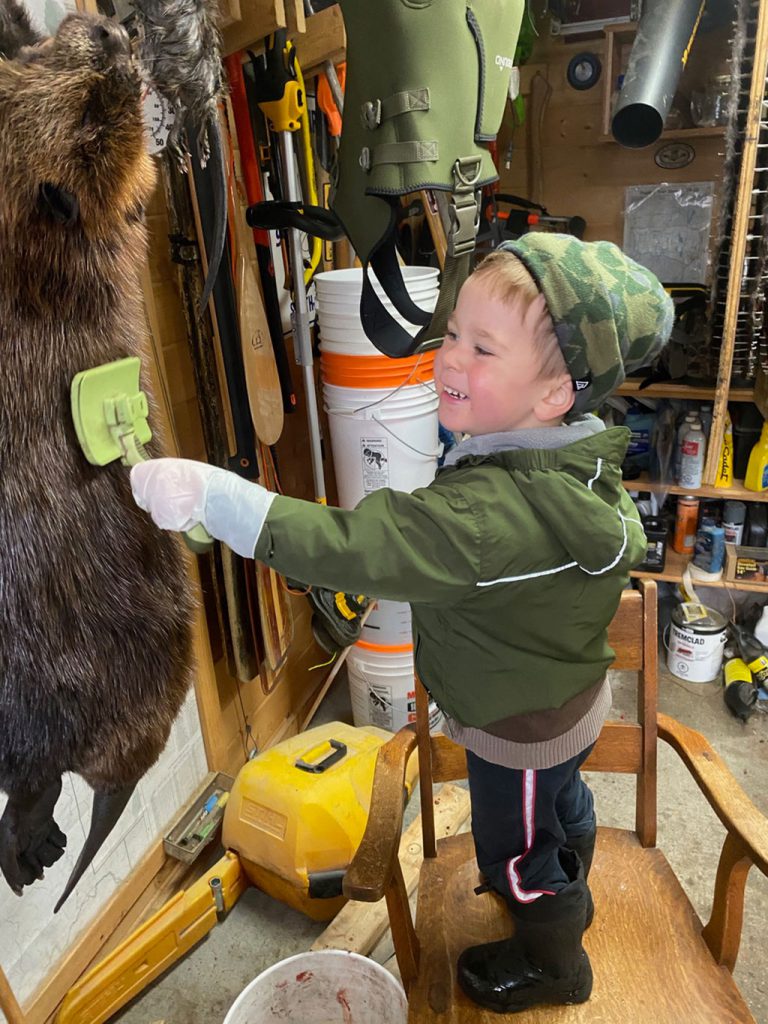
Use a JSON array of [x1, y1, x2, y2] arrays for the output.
[[674, 412, 696, 481], [679, 419, 706, 489]]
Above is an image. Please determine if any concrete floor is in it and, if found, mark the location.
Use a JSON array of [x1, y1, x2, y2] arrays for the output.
[[115, 662, 768, 1024]]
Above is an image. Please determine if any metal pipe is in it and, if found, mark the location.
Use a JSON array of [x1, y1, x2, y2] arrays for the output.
[[323, 59, 344, 115], [611, 0, 707, 148]]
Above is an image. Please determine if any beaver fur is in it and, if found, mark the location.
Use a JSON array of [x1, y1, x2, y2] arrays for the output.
[[0, 0, 40, 57], [0, 5, 194, 906]]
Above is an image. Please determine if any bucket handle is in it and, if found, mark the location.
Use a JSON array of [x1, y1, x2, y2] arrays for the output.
[[371, 414, 442, 459], [323, 404, 442, 459]]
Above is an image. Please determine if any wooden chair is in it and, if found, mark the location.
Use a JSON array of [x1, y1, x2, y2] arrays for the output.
[[343, 579, 768, 1022]]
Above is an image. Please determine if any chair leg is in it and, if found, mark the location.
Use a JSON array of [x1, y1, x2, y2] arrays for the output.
[[385, 859, 420, 992]]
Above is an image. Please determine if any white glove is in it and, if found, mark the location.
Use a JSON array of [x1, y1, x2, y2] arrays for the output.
[[131, 459, 276, 558]]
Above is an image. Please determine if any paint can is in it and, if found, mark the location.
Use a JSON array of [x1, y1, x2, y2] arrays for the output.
[[666, 603, 728, 682]]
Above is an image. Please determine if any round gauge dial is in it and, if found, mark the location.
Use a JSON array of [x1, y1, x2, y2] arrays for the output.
[[142, 86, 175, 155]]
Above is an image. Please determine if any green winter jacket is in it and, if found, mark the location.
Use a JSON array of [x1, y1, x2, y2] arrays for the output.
[[254, 427, 646, 732]]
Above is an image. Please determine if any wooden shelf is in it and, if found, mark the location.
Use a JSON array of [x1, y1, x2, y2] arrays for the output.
[[631, 545, 768, 592], [616, 379, 754, 402], [598, 126, 727, 145], [622, 474, 768, 502]]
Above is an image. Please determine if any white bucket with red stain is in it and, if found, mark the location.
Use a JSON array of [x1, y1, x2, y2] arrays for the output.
[[222, 949, 407, 1023]]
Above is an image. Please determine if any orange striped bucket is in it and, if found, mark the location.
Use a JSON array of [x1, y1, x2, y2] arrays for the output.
[[319, 348, 436, 389]]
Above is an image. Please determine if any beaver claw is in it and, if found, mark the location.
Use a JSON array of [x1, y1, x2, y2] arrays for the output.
[[0, 780, 67, 895]]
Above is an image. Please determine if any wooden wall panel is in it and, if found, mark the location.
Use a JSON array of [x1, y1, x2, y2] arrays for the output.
[[142, 178, 336, 776], [498, 27, 729, 248]]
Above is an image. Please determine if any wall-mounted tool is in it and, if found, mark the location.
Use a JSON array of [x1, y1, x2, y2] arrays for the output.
[[248, 31, 331, 505], [478, 193, 586, 253], [189, 130, 260, 482], [227, 53, 297, 415]]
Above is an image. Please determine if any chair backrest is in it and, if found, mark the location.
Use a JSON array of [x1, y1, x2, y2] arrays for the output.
[[415, 579, 658, 856]]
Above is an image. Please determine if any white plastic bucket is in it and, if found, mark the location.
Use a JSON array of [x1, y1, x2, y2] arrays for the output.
[[315, 267, 438, 339], [315, 265, 439, 300], [346, 642, 443, 733], [317, 288, 438, 315], [665, 603, 728, 683], [322, 381, 439, 509], [223, 950, 407, 1024], [362, 599, 413, 646], [319, 316, 430, 341], [319, 322, 393, 347]]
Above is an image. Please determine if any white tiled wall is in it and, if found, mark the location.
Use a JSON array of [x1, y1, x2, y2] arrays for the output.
[[24, 0, 72, 35], [0, 690, 208, 1009]]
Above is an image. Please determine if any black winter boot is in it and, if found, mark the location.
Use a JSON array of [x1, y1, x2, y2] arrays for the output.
[[566, 827, 595, 879], [566, 824, 596, 929], [457, 850, 592, 1014]]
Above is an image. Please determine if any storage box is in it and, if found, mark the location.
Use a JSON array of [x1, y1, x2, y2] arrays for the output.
[[725, 543, 768, 583], [222, 721, 418, 920], [164, 771, 235, 864]]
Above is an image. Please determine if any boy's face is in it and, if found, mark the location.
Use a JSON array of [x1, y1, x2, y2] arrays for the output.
[[434, 276, 563, 436]]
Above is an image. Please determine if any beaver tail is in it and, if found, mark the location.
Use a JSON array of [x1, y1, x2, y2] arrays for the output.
[[53, 782, 136, 913]]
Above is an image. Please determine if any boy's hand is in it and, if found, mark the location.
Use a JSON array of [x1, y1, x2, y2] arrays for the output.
[[131, 459, 218, 532], [130, 459, 277, 558]]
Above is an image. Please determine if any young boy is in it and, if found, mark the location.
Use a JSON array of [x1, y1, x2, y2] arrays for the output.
[[131, 234, 672, 1013]]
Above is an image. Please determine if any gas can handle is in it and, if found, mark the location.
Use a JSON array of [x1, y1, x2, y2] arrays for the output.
[[295, 739, 347, 773]]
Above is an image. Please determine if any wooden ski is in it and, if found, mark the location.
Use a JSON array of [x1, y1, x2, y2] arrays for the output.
[[256, 442, 294, 689], [227, 106, 285, 447], [183, 134, 264, 683]]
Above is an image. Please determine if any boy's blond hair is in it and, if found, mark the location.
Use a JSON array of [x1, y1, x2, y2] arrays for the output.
[[473, 249, 568, 382]]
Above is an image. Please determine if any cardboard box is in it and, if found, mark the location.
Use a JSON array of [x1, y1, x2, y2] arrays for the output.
[[725, 544, 768, 583]]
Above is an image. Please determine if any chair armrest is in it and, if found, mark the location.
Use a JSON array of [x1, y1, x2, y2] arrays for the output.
[[344, 725, 418, 902], [658, 712, 768, 876]]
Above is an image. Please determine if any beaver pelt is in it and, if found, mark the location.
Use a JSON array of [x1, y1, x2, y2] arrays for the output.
[[0, 0, 194, 912]]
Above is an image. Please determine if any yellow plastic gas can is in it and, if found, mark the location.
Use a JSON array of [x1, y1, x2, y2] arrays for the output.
[[222, 721, 416, 920]]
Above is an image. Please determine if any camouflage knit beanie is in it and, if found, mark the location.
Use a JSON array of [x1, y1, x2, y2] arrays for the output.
[[498, 235, 674, 414]]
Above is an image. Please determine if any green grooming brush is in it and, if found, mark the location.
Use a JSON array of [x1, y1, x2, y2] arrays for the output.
[[71, 357, 213, 554]]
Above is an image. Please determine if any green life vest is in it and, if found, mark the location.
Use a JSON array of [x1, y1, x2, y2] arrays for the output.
[[331, 0, 524, 356]]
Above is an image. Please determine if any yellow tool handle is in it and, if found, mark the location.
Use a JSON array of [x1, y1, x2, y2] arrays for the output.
[[295, 57, 322, 284], [260, 38, 305, 132]]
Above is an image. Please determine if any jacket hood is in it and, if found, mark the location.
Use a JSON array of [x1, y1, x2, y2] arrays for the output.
[[446, 427, 643, 576]]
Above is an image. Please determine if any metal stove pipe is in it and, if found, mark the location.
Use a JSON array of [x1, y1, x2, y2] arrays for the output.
[[611, 0, 707, 148]]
